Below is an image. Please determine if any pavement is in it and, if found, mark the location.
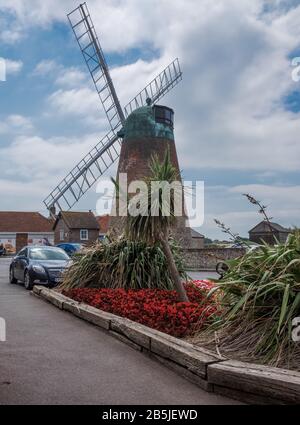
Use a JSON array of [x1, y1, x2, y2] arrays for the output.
[[187, 271, 219, 280], [0, 257, 240, 405]]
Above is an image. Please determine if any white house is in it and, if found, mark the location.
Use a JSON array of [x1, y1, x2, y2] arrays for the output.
[[0, 212, 54, 253]]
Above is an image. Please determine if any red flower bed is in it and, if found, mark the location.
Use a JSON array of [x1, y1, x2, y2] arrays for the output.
[[62, 280, 217, 338]]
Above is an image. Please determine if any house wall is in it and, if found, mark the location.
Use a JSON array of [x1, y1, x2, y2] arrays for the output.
[[54, 219, 69, 244], [67, 229, 99, 245], [249, 229, 290, 245], [0, 233, 16, 253], [278, 232, 289, 243], [54, 219, 99, 245], [190, 237, 205, 249], [250, 232, 278, 245], [0, 232, 54, 253], [28, 233, 54, 246]]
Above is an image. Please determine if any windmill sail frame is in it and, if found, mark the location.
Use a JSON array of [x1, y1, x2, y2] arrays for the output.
[[68, 2, 125, 133], [124, 58, 182, 117]]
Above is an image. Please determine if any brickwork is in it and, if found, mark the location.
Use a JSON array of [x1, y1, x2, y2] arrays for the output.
[[109, 136, 194, 247], [16, 233, 28, 253]]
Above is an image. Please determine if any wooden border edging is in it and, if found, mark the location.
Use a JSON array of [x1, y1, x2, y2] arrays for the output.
[[32, 286, 300, 405]]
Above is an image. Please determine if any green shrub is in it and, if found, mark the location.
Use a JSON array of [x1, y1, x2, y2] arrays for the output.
[[201, 231, 300, 369], [60, 238, 187, 291]]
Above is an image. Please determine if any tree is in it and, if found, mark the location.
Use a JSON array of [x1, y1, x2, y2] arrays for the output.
[[124, 149, 189, 302]]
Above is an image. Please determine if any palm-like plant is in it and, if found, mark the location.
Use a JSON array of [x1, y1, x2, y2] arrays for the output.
[[60, 238, 187, 291], [124, 149, 189, 302]]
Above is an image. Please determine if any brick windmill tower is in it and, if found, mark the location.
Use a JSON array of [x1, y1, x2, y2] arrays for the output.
[[44, 3, 194, 247], [110, 102, 193, 246]]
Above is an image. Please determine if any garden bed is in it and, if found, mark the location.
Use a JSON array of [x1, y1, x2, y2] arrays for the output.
[[62, 280, 218, 338], [32, 285, 300, 404]]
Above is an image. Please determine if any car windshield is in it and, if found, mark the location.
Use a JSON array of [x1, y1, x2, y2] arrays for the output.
[[29, 248, 69, 261], [71, 244, 82, 250]]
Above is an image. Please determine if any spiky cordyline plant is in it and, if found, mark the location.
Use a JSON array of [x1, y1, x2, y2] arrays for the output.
[[124, 149, 189, 301], [60, 149, 189, 297], [60, 237, 187, 291]]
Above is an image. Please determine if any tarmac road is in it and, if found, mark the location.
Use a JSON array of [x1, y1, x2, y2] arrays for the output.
[[0, 257, 240, 405]]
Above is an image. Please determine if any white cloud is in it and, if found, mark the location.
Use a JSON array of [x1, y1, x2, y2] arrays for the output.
[[0, 29, 22, 44], [0, 133, 99, 179], [200, 183, 300, 239], [0, 179, 46, 210], [33, 60, 86, 87], [0, 130, 120, 212], [3, 59, 23, 75], [54, 67, 86, 87], [0, 114, 33, 134], [47, 87, 100, 117], [2, 0, 300, 236], [229, 184, 300, 214], [32, 59, 57, 76]]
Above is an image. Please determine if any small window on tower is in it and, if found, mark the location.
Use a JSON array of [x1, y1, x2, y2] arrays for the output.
[[60, 230, 64, 241]]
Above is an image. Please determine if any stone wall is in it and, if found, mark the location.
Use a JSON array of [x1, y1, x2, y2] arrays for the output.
[[183, 247, 245, 271]]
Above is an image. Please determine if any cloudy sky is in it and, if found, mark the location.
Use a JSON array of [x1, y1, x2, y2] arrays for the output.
[[0, 0, 300, 239]]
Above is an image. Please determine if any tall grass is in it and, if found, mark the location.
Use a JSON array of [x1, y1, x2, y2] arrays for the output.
[[60, 238, 187, 291], [193, 231, 300, 370]]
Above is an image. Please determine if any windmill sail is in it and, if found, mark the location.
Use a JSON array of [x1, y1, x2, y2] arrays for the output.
[[68, 2, 124, 133], [124, 58, 182, 117], [44, 131, 121, 212]]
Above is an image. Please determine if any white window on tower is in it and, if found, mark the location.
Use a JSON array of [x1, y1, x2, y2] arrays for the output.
[[60, 230, 64, 241], [80, 229, 89, 241]]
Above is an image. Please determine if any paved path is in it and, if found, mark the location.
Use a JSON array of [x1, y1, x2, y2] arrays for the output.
[[187, 271, 219, 280], [0, 258, 239, 405]]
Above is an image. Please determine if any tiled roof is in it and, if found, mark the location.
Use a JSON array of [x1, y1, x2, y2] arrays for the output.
[[96, 215, 110, 233], [53, 211, 99, 230], [190, 228, 204, 238], [249, 220, 290, 234], [0, 212, 53, 233]]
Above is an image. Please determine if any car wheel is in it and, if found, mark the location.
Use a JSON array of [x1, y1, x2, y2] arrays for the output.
[[9, 267, 17, 284], [24, 270, 33, 290]]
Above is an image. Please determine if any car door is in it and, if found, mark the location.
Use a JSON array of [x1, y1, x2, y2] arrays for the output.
[[14, 248, 28, 280], [13, 249, 24, 280], [19, 248, 29, 281]]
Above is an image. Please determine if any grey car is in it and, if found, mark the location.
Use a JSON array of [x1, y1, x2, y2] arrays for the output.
[[9, 246, 71, 290]]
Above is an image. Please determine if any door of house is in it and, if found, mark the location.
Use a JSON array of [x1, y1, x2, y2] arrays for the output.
[[16, 233, 28, 253]]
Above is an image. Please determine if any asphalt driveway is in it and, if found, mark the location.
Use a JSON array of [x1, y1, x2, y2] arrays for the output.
[[0, 257, 240, 405]]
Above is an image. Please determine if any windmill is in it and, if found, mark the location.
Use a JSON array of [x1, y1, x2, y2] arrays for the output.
[[44, 3, 193, 246]]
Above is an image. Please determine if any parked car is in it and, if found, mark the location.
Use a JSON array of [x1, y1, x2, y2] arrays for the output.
[[0, 244, 6, 256], [9, 246, 71, 290], [56, 243, 84, 256]]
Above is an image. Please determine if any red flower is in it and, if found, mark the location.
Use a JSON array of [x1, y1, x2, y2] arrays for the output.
[[62, 280, 218, 338]]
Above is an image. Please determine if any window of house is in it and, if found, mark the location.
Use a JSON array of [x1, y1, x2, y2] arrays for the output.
[[80, 229, 89, 241], [60, 230, 64, 241]]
